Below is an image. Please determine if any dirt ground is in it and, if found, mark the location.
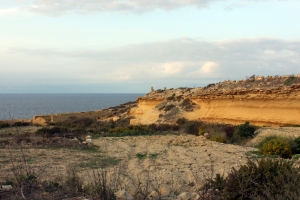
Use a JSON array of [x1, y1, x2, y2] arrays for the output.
[[1, 126, 299, 194]]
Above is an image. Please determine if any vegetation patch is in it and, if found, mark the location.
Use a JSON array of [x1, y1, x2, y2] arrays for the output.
[[284, 76, 297, 85], [78, 156, 120, 169], [135, 152, 147, 160], [235, 121, 256, 138], [203, 158, 300, 199]]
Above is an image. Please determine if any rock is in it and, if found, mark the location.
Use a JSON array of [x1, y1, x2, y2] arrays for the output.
[[134, 193, 145, 200], [1, 185, 12, 190], [203, 133, 209, 138], [191, 192, 200, 200], [148, 190, 159, 199], [207, 188, 213, 194], [177, 192, 191, 200], [115, 190, 134, 200], [85, 135, 92, 144], [158, 187, 171, 196]]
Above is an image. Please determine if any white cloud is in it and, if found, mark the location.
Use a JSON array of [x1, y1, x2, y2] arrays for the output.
[[162, 62, 184, 74], [3, 37, 300, 92], [15, 0, 214, 15], [13, 0, 287, 15], [0, 8, 20, 16], [200, 62, 218, 74]]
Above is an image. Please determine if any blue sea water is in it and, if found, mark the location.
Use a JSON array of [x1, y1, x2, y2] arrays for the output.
[[0, 93, 144, 120]]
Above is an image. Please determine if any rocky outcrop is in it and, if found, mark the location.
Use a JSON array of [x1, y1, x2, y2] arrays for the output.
[[29, 75, 300, 127], [130, 75, 300, 126]]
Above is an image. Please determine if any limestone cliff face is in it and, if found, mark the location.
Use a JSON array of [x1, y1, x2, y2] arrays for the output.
[[129, 99, 162, 124], [130, 75, 300, 126]]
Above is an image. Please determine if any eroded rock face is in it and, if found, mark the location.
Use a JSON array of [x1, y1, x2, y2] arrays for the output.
[[30, 75, 300, 127], [130, 76, 300, 126]]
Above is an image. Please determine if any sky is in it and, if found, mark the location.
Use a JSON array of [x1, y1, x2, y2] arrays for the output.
[[1, 0, 300, 93]]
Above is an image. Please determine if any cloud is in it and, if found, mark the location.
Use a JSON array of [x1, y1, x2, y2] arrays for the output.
[[14, 0, 289, 15], [200, 61, 218, 74], [4, 37, 300, 92], [0, 8, 20, 16], [14, 0, 214, 15]]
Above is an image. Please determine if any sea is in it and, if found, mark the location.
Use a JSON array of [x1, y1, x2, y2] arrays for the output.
[[0, 93, 144, 120]]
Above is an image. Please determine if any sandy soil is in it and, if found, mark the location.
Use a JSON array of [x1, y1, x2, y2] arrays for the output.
[[0, 128, 256, 194], [2, 126, 300, 194]]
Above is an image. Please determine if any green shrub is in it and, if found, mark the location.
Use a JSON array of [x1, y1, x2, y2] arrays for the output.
[[176, 117, 188, 125], [223, 125, 236, 139], [36, 126, 69, 137], [57, 117, 95, 128], [148, 123, 179, 131], [235, 122, 256, 138], [210, 135, 227, 143], [256, 135, 279, 149], [0, 122, 10, 129], [293, 136, 300, 154], [12, 121, 31, 127], [260, 138, 292, 158], [198, 126, 209, 136], [184, 120, 202, 135], [223, 158, 300, 199], [284, 76, 297, 85], [202, 174, 226, 194]]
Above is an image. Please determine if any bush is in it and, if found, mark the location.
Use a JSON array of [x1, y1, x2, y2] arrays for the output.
[[57, 117, 95, 128], [223, 125, 236, 139], [12, 121, 31, 127], [148, 123, 179, 132], [176, 117, 188, 125], [260, 137, 292, 158], [284, 76, 297, 85], [180, 98, 195, 110], [222, 158, 300, 199], [184, 120, 202, 135], [36, 126, 69, 137], [163, 104, 175, 112], [235, 122, 256, 138], [198, 126, 209, 136], [293, 136, 300, 154], [210, 135, 227, 143], [0, 121, 10, 129], [166, 94, 175, 101]]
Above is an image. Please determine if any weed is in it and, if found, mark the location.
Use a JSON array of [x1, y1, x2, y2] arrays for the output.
[[210, 135, 227, 143], [284, 76, 297, 85], [149, 153, 159, 159], [78, 156, 120, 169], [136, 152, 147, 160]]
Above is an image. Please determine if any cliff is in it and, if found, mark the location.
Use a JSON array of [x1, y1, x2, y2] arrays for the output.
[[130, 75, 300, 126], [30, 75, 300, 127]]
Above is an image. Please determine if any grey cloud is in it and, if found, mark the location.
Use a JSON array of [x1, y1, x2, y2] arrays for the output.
[[9, 37, 300, 82]]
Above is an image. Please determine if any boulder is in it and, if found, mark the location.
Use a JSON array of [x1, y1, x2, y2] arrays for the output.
[[177, 192, 191, 200], [148, 190, 159, 199], [158, 187, 171, 196], [115, 190, 134, 200]]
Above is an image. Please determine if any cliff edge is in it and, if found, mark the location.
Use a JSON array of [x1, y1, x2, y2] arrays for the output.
[[130, 75, 300, 126]]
